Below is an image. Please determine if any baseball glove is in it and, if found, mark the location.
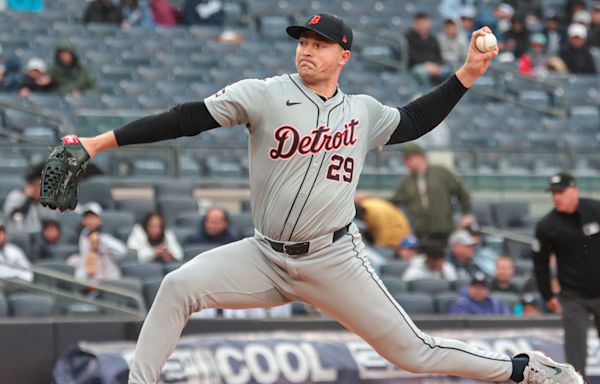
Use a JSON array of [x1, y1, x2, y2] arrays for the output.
[[40, 135, 90, 211]]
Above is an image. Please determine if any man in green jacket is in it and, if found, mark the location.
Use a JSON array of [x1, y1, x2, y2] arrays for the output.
[[49, 42, 96, 95], [390, 143, 473, 248]]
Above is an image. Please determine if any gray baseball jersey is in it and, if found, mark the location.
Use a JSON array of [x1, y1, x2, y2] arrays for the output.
[[128, 74, 514, 383], [204, 73, 399, 241]]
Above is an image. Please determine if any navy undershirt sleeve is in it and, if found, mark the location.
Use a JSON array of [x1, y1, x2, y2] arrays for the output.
[[114, 101, 220, 146], [386, 74, 468, 145]]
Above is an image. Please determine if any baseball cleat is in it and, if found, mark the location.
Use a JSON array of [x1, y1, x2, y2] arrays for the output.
[[518, 351, 584, 384]]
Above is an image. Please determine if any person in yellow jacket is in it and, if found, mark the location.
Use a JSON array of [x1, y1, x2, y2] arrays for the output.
[[355, 192, 413, 248]]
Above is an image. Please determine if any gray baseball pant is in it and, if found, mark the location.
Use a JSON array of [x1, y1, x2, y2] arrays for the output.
[[129, 224, 513, 383]]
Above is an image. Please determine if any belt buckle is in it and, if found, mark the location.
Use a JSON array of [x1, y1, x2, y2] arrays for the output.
[[283, 242, 310, 256]]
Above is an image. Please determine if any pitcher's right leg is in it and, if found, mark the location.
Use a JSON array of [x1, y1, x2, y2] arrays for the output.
[[128, 238, 291, 384]]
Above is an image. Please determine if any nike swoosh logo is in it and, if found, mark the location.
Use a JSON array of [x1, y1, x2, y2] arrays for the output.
[[541, 363, 562, 375], [286, 100, 301, 106]]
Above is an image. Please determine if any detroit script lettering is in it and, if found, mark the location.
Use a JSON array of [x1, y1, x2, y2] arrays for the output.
[[269, 118, 359, 160]]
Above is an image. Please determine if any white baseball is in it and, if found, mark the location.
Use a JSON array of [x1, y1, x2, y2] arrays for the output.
[[476, 33, 497, 52]]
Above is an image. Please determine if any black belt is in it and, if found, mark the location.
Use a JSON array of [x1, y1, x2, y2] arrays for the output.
[[268, 224, 350, 256]]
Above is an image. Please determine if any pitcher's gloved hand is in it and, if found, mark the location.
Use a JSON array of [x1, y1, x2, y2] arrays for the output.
[[40, 135, 90, 211]]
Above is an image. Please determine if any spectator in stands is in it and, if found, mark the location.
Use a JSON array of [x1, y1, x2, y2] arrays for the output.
[[518, 33, 568, 76], [69, 229, 123, 283], [494, 3, 515, 45], [184, 207, 239, 245], [490, 255, 520, 293], [181, 0, 224, 26], [31, 219, 62, 261], [78, 202, 127, 260], [439, 0, 475, 21], [405, 12, 453, 85], [395, 235, 420, 261], [459, 6, 477, 35], [83, 0, 123, 24], [560, 23, 598, 74], [533, 172, 600, 377], [542, 12, 566, 55], [0, 46, 23, 92], [151, 0, 181, 27], [49, 42, 96, 96], [438, 18, 468, 68], [565, 0, 588, 24], [504, 16, 530, 59], [521, 293, 542, 317], [19, 57, 57, 96], [447, 229, 486, 279], [449, 271, 510, 315], [402, 245, 457, 282], [354, 192, 412, 248], [591, 2, 600, 46], [391, 143, 473, 249], [0, 219, 32, 281], [127, 212, 183, 263], [121, 0, 156, 29], [3, 162, 57, 233]]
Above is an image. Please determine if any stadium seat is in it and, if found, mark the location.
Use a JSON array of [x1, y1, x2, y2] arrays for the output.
[[229, 212, 254, 238], [407, 278, 451, 294], [79, 177, 115, 209], [0, 177, 24, 207], [99, 278, 144, 309], [23, 126, 58, 144], [157, 197, 199, 227], [381, 277, 408, 296], [101, 210, 136, 238], [121, 262, 164, 283], [380, 261, 409, 278], [393, 293, 436, 315], [34, 260, 76, 291], [505, 239, 533, 260], [143, 278, 163, 309], [491, 201, 529, 229], [7, 231, 31, 259], [175, 213, 201, 228], [0, 295, 8, 317], [451, 277, 471, 291], [66, 303, 102, 316], [171, 227, 197, 244], [43, 244, 80, 261], [154, 181, 194, 198], [9, 293, 55, 317], [115, 198, 156, 222], [434, 291, 460, 314]]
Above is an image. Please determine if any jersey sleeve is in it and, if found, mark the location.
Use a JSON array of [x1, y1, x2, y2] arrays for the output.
[[365, 96, 401, 151], [203, 78, 267, 128]]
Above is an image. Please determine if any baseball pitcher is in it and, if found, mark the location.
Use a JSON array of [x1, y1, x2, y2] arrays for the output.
[[40, 13, 582, 384]]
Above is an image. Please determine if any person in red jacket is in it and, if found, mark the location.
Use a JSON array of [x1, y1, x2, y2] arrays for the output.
[[151, 0, 181, 27]]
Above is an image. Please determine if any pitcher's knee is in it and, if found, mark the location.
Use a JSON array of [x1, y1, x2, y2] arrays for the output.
[[157, 269, 194, 303]]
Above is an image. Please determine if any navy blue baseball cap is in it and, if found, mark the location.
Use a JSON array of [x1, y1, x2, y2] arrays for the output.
[[286, 13, 353, 51]]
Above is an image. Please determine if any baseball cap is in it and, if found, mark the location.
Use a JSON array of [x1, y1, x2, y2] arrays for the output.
[[546, 172, 576, 192], [529, 33, 547, 45], [470, 271, 488, 286], [25, 57, 46, 72], [449, 229, 479, 246], [459, 6, 476, 19], [400, 235, 419, 249], [82, 201, 103, 216], [568, 23, 588, 39], [573, 10, 591, 25], [286, 13, 353, 51], [402, 143, 425, 159], [497, 3, 515, 17], [522, 293, 537, 305]]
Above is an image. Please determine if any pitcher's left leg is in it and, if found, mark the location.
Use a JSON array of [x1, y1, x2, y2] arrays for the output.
[[292, 226, 513, 382]]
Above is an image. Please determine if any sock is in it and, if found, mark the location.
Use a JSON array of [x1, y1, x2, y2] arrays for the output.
[[510, 355, 530, 382]]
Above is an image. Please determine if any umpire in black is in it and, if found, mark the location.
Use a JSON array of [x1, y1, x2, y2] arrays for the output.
[[533, 172, 600, 377]]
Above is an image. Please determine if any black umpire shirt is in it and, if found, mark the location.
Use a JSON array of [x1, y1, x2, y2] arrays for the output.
[[533, 197, 600, 301]]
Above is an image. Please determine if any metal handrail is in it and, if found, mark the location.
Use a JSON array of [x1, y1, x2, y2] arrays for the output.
[[1, 261, 146, 317]]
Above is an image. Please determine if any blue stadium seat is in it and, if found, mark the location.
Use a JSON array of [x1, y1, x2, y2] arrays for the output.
[[393, 293, 436, 315], [9, 293, 55, 317]]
